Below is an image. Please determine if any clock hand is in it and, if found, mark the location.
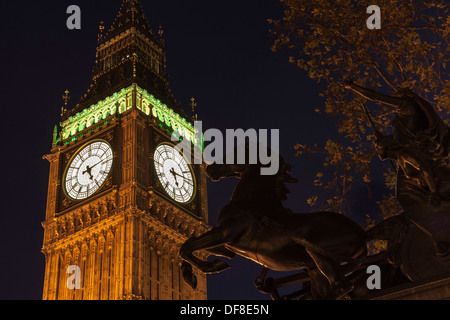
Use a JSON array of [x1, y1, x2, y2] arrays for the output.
[[170, 168, 187, 179], [82, 165, 94, 180], [170, 168, 179, 186], [82, 158, 110, 180], [170, 168, 194, 187], [90, 158, 110, 170], [172, 171, 192, 181]]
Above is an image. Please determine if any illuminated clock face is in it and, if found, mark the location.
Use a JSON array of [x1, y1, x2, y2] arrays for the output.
[[64, 140, 113, 200], [154, 144, 195, 203]]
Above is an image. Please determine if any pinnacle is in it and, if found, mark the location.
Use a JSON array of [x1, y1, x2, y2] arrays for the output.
[[100, 0, 158, 45]]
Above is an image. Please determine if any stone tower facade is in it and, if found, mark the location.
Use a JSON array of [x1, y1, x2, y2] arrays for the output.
[[41, 0, 209, 300]]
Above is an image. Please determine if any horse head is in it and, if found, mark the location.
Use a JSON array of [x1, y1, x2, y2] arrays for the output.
[[206, 143, 298, 201]]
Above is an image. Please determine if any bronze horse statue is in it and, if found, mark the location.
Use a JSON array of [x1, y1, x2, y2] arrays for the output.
[[341, 80, 450, 256], [180, 81, 450, 296], [179, 146, 389, 299]]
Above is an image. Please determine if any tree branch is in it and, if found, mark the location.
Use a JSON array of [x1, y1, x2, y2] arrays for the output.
[[368, 58, 398, 90]]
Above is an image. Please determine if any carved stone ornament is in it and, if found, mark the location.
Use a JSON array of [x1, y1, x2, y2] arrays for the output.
[[62, 198, 72, 209], [105, 132, 113, 141]]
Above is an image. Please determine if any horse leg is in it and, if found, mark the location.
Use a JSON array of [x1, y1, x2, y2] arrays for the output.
[[308, 268, 331, 299], [206, 245, 236, 259], [306, 249, 353, 300], [181, 261, 198, 290], [180, 227, 231, 274], [255, 272, 311, 300]]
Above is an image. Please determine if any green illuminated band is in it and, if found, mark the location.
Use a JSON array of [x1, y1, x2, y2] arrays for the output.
[[59, 85, 200, 147]]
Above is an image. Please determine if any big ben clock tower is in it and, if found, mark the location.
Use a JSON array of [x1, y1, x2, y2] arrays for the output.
[[41, 0, 209, 300]]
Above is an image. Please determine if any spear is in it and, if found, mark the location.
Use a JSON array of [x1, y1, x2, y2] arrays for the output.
[[360, 102, 397, 171]]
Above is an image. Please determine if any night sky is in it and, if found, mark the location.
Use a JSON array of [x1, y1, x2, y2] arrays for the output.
[[0, 0, 383, 300]]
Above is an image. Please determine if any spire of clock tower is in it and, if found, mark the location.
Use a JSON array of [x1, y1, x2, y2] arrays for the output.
[[63, 0, 185, 121], [99, 0, 159, 46]]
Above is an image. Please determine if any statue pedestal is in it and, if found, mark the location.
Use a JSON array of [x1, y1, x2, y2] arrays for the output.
[[366, 272, 450, 300]]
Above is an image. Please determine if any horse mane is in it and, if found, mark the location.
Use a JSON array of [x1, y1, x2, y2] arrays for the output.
[[240, 142, 299, 200], [211, 142, 299, 201]]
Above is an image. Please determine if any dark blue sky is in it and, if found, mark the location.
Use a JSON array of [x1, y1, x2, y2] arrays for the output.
[[0, 0, 387, 300]]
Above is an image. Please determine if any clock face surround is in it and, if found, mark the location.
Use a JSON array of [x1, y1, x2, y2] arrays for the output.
[[154, 143, 195, 203], [63, 140, 113, 200]]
